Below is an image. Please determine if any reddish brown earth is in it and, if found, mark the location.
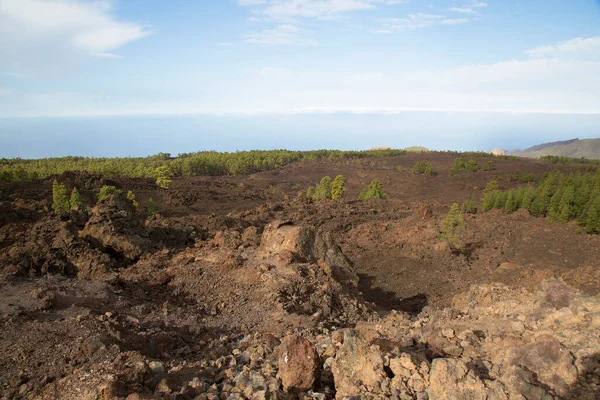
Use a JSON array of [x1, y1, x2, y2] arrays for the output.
[[1, 154, 599, 399]]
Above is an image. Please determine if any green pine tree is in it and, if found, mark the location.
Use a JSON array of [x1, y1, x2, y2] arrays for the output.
[[585, 197, 600, 233], [52, 180, 70, 212], [440, 203, 464, 246], [520, 186, 536, 211], [97, 185, 118, 201], [147, 198, 157, 217], [331, 175, 346, 200], [558, 185, 575, 222], [155, 165, 174, 189], [481, 180, 499, 212], [529, 195, 547, 217], [313, 176, 333, 200], [306, 186, 315, 198], [69, 187, 82, 210], [358, 179, 387, 200], [504, 190, 518, 214]]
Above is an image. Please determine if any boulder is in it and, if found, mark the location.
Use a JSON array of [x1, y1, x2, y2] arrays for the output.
[[277, 335, 320, 393]]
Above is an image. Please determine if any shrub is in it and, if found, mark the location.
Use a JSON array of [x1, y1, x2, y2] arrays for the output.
[[331, 175, 346, 200], [358, 179, 387, 200], [306, 186, 315, 198], [481, 161, 495, 171], [52, 180, 70, 212], [97, 185, 119, 201], [127, 190, 139, 209], [69, 187, 82, 210], [412, 161, 433, 175]]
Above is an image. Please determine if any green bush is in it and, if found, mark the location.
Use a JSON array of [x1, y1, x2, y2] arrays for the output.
[[97, 185, 119, 201], [439, 203, 464, 246], [412, 161, 433, 175], [461, 194, 478, 214], [155, 165, 173, 189], [358, 179, 387, 200], [127, 190, 139, 209], [449, 157, 481, 176]]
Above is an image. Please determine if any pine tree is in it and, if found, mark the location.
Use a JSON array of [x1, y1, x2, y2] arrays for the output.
[[520, 186, 536, 211], [331, 175, 346, 200], [558, 185, 575, 222], [548, 187, 565, 220], [358, 179, 387, 200], [147, 198, 157, 217], [52, 180, 70, 212], [313, 176, 333, 200], [155, 165, 174, 189], [306, 186, 315, 199], [504, 190, 518, 214], [529, 195, 547, 217], [481, 180, 499, 212], [69, 187, 82, 210], [493, 191, 507, 209], [440, 203, 464, 246], [585, 197, 600, 233]]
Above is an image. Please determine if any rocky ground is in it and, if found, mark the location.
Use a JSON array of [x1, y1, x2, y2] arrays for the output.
[[1, 155, 599, 399]]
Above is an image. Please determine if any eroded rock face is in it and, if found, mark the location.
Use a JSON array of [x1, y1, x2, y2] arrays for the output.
[[260, 220, 358, 286], [79, 193, 152, 263], [277, 335, 320, 393]]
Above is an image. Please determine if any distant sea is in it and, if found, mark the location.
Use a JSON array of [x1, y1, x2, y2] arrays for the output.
[[1, 112, 599, 158]]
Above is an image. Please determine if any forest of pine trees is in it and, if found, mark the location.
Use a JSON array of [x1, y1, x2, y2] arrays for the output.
[[479, 169, 600, 233]]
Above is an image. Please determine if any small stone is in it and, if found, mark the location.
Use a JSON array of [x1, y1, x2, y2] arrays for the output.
[[442, 328, 455, 339]]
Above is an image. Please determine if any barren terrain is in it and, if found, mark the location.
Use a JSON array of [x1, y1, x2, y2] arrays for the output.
[[1, 153, 599, 399]]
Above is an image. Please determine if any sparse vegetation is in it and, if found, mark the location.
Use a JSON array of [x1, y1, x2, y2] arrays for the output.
[[358, 179, 387, 200], [461, 194, 478, 214]]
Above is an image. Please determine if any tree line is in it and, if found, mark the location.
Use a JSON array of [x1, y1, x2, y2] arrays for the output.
[[478, 169, 600, 233], [0, 149, 411, 183]]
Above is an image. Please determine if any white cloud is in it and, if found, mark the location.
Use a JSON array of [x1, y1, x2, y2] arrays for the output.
[[376, 13, 472, 32], [449, 0, 487, 15], [0, 0, 150, 75], [244, 24, 314, 45], [239, 0, 408, 21], [525, 36, 600, 61]]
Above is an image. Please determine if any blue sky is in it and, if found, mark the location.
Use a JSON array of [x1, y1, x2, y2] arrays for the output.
[[0, 0, 600, 157]]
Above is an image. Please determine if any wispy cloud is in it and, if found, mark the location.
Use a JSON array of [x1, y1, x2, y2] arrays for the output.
[[0, 0, 150, 75], [239, 0, 408, 21], [525, 36, 600, 61], [375, 12, 471, 33], [449, 0, 487, 15], [244, 24, 314, 45]]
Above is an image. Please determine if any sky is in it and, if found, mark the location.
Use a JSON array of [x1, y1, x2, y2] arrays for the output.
[[0, 0, 600, 157]]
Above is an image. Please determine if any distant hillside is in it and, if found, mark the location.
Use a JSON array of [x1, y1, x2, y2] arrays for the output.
[[511, 138, 600, 160]]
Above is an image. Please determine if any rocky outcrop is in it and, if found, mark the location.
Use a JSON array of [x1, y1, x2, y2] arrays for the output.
[[260, 220, 358, 286], [79, 193, 152, 262]]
